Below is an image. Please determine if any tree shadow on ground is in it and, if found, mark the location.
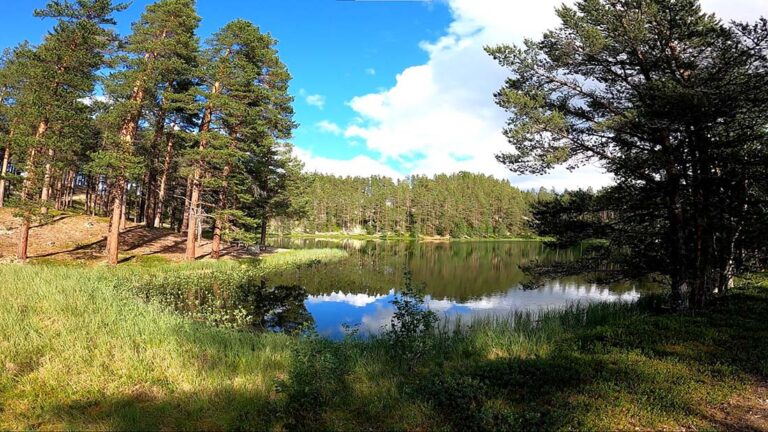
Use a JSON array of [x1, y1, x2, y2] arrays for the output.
[[46, 387, 279, 431], [39, 283, 768, 431], [274, 285, 768, 431], [32, 226, 171, 259]]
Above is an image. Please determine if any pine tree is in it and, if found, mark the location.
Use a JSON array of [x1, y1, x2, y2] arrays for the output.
[[95, 0, 199, 265], [185, 20, 296, 260], [13, 0, 124, 262], [487, 0, 768, 307], [0, 44, 35, 208]]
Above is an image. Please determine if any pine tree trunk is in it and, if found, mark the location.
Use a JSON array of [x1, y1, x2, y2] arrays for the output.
[[40, 148, 55, 214], [85, 176, 92, 214], [0, 139, 10, 208], [185, 175, 201, 260], [211, 163, 230, 260], [66, 169, 76, 209], [211, 219, 222, 259], [144, 103, 167, 226], [17, 120, 48, 263], [53, 172, 63, 210], [260, 218, 268, 247], [106, 177, 124, 265], [181, 175, 193, 233], [18, 219, 30, 262], [153, 133, 174, 228], [107, 67, 147, 264], [140, 172, 150, 225], [120, 187, 127, 231], [135, 181, 142, 223], [185, 81, 221, 261]]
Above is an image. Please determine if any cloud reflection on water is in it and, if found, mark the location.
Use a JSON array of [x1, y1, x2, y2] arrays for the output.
[[305, 282, 640, 339]]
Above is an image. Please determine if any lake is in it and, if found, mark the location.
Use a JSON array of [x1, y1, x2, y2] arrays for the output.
[[264, 239, 657, 339]]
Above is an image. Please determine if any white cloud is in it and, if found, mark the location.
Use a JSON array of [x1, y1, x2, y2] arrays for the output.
[[79, 95, 112, 106], [365, 68, 376, 76], [343, 0, 767, 190], [316, 120, 343, 135], [305, 94, 326, 109], [294, 147, 403, 179], [701, 0, 767, 22], [306, 290, 394, 307]]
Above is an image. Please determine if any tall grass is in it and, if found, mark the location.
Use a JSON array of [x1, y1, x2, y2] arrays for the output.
[[0, 254, 765, 430], [0, 250, 343, 430]]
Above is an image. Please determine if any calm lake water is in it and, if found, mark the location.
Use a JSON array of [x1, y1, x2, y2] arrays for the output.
[[263, 239, 657, 339]]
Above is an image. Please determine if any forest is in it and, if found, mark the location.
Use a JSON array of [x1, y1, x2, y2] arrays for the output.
[[274, 172, 542, 238], [0, 0, 303, 264]]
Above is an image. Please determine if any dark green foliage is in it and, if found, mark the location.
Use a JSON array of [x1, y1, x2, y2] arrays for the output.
[[488, 0, 768, 307], [279, 172, 536, 238], [531, 188, 609, 247], [187, 19, 299, 247]]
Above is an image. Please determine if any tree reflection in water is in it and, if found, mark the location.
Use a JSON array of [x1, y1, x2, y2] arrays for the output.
[[255, 281, 315, 334]]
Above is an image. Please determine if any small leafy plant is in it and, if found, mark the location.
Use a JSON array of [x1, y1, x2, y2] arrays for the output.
[[385, 271, 439, 365]]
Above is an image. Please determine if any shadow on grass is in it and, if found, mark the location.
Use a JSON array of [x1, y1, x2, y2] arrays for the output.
[[42, 280, 768, 431], [48, 388, 279, 431]]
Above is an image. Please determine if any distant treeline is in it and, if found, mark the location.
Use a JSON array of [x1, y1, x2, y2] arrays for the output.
[[275, 172, 553, 238]]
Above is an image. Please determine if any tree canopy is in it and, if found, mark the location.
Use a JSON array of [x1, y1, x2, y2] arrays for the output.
[[488, 0, 768, 307]]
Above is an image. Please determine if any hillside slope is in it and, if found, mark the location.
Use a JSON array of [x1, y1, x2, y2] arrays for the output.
[[0, 208, 248, 263]]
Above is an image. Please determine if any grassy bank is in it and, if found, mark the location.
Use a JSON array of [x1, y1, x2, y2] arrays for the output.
[[1, 254, 766, 430]]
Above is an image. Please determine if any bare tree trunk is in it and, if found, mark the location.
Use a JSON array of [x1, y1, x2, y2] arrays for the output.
[[153, 133, 174, 228], [181, 175, 193, 233], [18, 219, 30, 262], [185, 81, 221, 261], [106, 178, 124, 265], [0, 133, 12, 207], [211, 163, 230, 260], [40, 148, 55, 214], [17, 120, 48, 263], [260, 218, 268, 247]]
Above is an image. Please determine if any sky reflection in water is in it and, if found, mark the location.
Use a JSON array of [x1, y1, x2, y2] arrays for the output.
[[268, 239, 652, 339], [304, 282, 641, 339]]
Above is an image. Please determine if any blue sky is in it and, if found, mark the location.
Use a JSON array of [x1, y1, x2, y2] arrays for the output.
[[1, 0, 765, 189]]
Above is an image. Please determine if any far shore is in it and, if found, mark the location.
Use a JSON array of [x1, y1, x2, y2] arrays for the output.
[[268, 233, 552, 243]]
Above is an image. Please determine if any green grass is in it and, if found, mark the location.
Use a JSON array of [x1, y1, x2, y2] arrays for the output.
[[1, 254, 766, 430]]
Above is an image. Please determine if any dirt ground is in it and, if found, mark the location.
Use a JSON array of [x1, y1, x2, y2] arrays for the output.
[[0, 208, 253, 263], [707, 382, 768, 432]]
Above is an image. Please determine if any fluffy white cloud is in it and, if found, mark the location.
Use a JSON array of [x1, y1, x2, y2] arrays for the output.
[[306, 290, 394, 308], [316, 120, 343, 135], [294, 147, 403, 179], [344, 0, 766, 190], [701, 0, 767, 21], [305, 94, 326, 109]]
